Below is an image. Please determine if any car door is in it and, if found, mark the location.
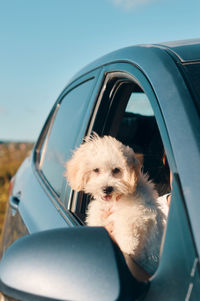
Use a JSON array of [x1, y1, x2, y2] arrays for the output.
[[0, 68, 104, 256]]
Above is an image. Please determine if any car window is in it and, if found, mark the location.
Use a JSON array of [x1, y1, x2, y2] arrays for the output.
[[71, 73, 171, 278], [38, 78, 95, 202], [125, 92, 154, 116], [73, 76, 171, 218]]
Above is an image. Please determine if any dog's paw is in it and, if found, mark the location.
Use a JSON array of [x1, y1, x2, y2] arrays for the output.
[[104, 222, 119, 245]]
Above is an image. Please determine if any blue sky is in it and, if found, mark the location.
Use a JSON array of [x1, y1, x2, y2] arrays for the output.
[[1, 0, 200, 141]]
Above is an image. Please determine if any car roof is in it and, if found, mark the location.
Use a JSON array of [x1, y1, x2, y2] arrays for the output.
[[70, 39, 200, 84], [154, 39, 200, 62]]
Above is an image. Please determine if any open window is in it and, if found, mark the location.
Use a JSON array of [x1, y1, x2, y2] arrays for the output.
[[72, 73, 171, 219], [93, 72, 171, 197], [70, 72, 171, 279]]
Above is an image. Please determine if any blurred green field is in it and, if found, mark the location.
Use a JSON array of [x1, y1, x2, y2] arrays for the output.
[[0, 142, 33, 238]]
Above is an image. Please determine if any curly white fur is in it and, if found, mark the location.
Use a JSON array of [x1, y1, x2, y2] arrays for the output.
[[65, 134, 168, 275]]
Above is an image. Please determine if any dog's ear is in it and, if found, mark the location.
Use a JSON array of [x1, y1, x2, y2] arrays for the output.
[[65, 149, 89, 192], [122, 145, 141, 171], [121, 145, 141, 193]]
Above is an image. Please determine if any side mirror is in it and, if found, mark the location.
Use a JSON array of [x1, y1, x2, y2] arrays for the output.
[[0, 227, 148, 301]]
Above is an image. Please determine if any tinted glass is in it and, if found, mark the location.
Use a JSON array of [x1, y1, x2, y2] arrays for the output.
[[40, 79, 95, 198]]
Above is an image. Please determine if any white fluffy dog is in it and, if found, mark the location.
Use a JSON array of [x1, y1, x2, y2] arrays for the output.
[[65, 134, 168, 275]]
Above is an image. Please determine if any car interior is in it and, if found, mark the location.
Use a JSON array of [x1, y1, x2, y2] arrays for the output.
[[72, 75, 172, 280], [117, 110, 171, 197], [76, 76, 171, 224], [96, 76, 171, 197]]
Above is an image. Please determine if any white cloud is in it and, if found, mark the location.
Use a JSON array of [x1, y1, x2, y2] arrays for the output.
[[110, 0, 157, 10]]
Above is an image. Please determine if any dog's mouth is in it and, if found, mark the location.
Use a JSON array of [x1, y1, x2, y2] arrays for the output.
[[101, 193, 122, 201], [102, 194, 112, 201]]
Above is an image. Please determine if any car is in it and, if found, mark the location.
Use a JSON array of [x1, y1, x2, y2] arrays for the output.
[[0, 39, 200, 301]]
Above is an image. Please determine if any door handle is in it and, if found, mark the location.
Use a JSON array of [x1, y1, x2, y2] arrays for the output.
[[9, 194, 21, 214]]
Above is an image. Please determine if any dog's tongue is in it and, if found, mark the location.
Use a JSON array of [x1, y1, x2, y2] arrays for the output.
[[103, 195, 112, 201]]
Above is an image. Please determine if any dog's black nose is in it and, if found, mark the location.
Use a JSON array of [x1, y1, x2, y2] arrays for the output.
[[103, 186, 114, 195]]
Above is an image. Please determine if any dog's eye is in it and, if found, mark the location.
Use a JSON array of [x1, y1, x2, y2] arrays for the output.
[[93, 168, 100, 173], [112, 168, 120, 175]]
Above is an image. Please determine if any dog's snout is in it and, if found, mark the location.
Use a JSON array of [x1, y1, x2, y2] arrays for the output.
[[103, 186, 114, 195]]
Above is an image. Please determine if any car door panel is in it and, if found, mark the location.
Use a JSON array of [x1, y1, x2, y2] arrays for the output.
[[8, 156, 68, 234], [146, 174, 200, 300]]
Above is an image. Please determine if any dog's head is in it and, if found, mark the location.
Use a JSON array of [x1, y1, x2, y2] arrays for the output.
[[65, 134, 141, 200]]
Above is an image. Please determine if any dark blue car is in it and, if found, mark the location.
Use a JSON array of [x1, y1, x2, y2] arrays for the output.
[[0, 39, 200, 300]]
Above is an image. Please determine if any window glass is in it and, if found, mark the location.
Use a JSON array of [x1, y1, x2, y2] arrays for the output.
[[126, 92, 154, 116], [39, 79, 95, 198]]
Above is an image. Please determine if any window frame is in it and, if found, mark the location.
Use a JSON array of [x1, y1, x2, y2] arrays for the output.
[[70, 64, 176, 220]]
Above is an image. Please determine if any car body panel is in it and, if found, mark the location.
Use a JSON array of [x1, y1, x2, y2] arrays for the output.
[[12, 156, 69, 233], [146, 174, 200, 300], [156, 38, 200, 62]]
